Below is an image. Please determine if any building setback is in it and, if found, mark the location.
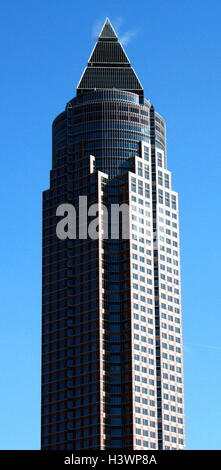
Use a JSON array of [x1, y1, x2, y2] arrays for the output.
[[41, 18, 185, 450]]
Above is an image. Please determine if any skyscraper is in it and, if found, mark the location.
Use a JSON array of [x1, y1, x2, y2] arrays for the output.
[[41, 18, 185, 450]]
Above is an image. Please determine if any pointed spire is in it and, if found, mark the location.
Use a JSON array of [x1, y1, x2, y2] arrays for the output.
[[77, 18, 144, 100], [99, 18, 118, 40]]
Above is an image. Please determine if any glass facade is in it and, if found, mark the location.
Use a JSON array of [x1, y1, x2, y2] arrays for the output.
[[53, 91, 157, 177]]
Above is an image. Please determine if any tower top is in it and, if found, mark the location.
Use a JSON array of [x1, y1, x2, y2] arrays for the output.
[[99, 18, 118, 40], [77, 18, 143, 100]]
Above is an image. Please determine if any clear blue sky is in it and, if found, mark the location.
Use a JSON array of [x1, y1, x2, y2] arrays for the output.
[[0, 0, 220, 450]]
